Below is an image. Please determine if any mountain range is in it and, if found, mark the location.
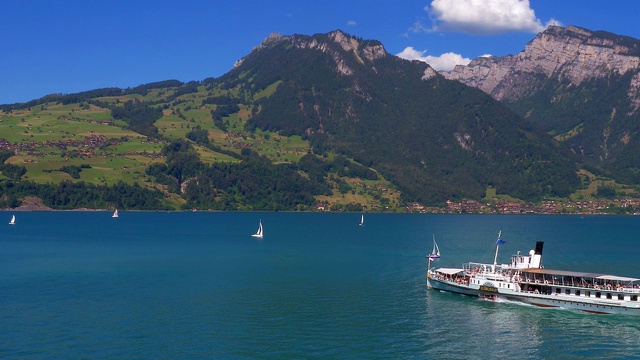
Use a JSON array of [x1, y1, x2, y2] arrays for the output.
[[0, 25, 638, 211]]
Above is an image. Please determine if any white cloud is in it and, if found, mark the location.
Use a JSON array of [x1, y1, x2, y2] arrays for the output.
[[347, 20, 357, 26], [396, 47, 471, 71], [421, 0, 557, 35]]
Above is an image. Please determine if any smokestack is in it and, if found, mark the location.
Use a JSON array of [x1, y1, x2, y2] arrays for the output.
[[529, 241, 544, 268]]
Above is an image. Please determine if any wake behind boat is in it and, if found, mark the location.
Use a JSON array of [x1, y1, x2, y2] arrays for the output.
[[427, 231, 640, 315]]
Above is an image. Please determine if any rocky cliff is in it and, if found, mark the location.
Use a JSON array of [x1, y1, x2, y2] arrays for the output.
[[238, 30, 388, 77], [443, 26, 640, 109], [443, 25, 640, 184]]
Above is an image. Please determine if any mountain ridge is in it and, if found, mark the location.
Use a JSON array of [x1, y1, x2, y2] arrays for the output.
[[443, 25, 640, 104]]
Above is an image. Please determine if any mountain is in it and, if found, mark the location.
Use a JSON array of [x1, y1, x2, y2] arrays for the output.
[[442, 25, 640, 184], [220, 31, 579, 204], [0, 30, 583, 210]]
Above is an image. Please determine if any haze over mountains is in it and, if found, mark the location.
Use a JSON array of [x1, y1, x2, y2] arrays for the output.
[[1, 25, 639, 211]]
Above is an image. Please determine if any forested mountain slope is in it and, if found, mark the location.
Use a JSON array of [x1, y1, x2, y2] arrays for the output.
[[224, 31, 579, 203]]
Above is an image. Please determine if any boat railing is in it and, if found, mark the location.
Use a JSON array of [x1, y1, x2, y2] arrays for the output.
[[519, 276, 640, 292], [464, 262, 511, 275], [430, 271, 470, 285]]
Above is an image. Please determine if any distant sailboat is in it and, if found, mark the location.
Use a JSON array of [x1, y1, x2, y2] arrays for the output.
[[9, 214, 15, 225], [359, 214, 364, 226], [427, 235, 440, 259], [252, 220, 264, 238], [112, 209, 119, 218], [426, 235, 441, 289]]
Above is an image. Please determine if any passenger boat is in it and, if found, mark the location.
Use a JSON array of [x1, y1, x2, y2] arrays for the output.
[[427, 232, 640, 315]]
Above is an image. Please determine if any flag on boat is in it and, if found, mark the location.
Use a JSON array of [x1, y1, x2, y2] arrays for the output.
[[496, 238, 506, 245]]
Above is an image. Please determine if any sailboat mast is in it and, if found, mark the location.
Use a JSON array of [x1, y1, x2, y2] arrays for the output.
[[427, 234, 438, 288]]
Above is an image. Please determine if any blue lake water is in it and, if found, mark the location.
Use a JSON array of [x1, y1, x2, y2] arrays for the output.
[[2, 212, 640, 359]]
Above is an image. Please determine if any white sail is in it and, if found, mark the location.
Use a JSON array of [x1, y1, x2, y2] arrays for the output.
[[359, 214, 364, 226], [112, 209, 119, 218], [429, 235, 440, 258], [252, 220, 263, 238], [9, 214, 15, 225]]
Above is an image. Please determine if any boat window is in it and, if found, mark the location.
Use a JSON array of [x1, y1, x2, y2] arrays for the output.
[[596, 292, 602, 298], [606, 293, 611, 300], [576, 290, 581, 296], [618, 294, 624, 300], [565, 289, 570, 295], [555, 288, 561, 294], [632, 295, 638, 301], [586, 291, 590, 297]]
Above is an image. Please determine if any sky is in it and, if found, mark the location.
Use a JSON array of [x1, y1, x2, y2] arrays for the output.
[[3, 0, 640, 105]]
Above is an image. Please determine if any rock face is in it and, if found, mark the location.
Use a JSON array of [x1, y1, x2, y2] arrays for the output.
[[442, 25, 640, 106], [243, 30, 389, 77]]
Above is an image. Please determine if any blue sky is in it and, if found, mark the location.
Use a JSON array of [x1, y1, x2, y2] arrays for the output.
[[3, 0, 640, 105]]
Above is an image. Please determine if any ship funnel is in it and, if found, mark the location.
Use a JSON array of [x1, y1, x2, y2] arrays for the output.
[[530, 241, 544, 268], [535, 241, 544, 255]]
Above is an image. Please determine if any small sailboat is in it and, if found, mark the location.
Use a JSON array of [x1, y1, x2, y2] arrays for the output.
[[426, 235, 440, 288], [9, 214, 15, 225], [251, 220, 264, 238], [359, 214, 364, 226], [427, 235, 440, 259], [112, 209, 119, 218]]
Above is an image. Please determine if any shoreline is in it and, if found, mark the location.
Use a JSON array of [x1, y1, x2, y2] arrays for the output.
[[1, 207, 637, 215]]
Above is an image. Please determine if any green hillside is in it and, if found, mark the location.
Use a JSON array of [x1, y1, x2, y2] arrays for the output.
[[0, 79, 397, 210]]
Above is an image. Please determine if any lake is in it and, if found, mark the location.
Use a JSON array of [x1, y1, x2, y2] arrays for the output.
[[2, 212, 640, 359]]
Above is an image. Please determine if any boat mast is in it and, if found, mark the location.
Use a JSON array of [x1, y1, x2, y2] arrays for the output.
[[492, 230, 502, 272], [426, 235, 435, 288]]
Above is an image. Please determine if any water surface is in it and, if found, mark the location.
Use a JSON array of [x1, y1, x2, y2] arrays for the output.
[[2, 212, 640, 359]]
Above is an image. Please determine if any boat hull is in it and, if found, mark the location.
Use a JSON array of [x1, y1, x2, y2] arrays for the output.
[[502, 292, 640, 315], [428, 277, 640, 315], [428, 277, 479, 296]]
